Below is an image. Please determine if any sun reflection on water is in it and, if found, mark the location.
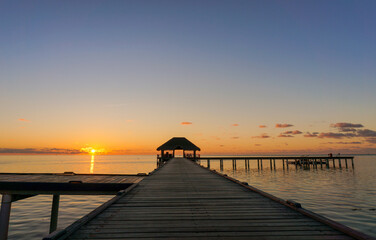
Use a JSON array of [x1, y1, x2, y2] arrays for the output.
[[90, 155, 95, 173]]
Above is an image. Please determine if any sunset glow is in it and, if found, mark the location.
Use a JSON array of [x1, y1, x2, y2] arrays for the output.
[[0, 1, 375, 155]]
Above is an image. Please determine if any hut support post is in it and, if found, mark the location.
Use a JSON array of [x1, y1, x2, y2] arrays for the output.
[[351, 158, 354, 168], [220, 159, 223, 171], [273, 159, 276, 170], [49, 194, 60, 233], [320, 159, 323, 168], [345, 158, 348, 168], [193, 150, 196, 161], [257, 159, 260, 169], [326, 159, 329, 168], [260, 159, 263, 169], [207, 159, 210, 168], [270, 159, 272, 170], [282, 159, 285, 170], [333, 159, 336, 168], [0, 194, 12, 240], [247, 159, 250, 169], [338, 158, 342, 168]]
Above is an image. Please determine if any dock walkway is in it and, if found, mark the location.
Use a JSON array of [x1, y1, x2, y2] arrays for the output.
[[54, 158, 364, 240]]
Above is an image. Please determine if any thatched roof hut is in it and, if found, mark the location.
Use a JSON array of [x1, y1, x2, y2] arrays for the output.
[[157, 137, 200, 160]]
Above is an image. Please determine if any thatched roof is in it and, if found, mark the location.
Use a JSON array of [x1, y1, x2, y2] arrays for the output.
[[157, 137, 200, 151]]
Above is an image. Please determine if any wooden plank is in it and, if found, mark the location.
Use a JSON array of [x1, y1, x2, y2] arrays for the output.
[[58, 158, 365, 240]]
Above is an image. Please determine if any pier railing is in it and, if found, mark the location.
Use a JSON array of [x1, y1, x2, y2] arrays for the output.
[[197, 156, 355, 170]]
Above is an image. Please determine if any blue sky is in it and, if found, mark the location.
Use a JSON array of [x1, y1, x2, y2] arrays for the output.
[[1, 1, 376, 154]]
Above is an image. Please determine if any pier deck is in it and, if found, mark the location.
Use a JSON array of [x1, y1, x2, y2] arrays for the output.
[[52, 158, 367, 240]]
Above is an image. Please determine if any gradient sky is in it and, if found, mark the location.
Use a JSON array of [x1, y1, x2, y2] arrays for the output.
[[1, 0, 376, 155]]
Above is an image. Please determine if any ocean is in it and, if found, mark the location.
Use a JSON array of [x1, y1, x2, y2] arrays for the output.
[[0, 154, 375, 239]]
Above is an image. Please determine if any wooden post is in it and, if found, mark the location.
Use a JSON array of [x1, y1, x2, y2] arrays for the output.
[[247, 159, 250, 169], [260, 159, 263, 169], [351, 158, 354, 168], [257, 159, 260, 169], [338, 158, 342, 168], [0, 194, 12, 240], [234, 159, 237, 170], [207, 159, 210, 168], [193, 150, 196, 161], [220, 159, 223, 171], [49, 194, 60, 233], [320, 159, 323, 168], [282, 159, 285, 170], [286, 159, 289, 169], [273, 159, 276, 170], [333, 158, 336, 168], [270, 159, 272, 169], [244, 159, 247, 169], [326, 159, 329, 168], [295, 159, 298, 169], [345, 158, 348, 168]]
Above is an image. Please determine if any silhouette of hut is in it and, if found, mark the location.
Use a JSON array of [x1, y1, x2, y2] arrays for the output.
[[157, 137, 200, 160]]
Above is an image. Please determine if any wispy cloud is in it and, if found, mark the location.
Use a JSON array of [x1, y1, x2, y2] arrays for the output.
[[181, 122, 192, 125], [252, 133, 270, 139], [331, 123, 364, 128], [275, 123, 293, 128], [278, 133, 294, 138], [259, 125, 267, 128], [18, 118, 30, 122], [282, 130, 302, 135], [232, 137, 239, 139], [366, 138, 376, 144], [327, 142, 362, 144], [0, 148, 81, 154], [318, 132, 356, 139], [232, 124, 239, 127], [304, 132, 319, 137], [331, 122, 364, 132], [357, 129, 376, 137]]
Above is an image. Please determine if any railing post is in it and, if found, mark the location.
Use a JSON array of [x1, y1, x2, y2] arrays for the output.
[[49, 195, 60, 233], [0, 194, 12, 240]]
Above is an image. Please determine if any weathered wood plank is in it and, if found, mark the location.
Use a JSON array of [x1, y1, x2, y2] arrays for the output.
[[62, 158, 360, 240]]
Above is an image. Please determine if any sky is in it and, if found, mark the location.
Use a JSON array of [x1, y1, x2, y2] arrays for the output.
[[1, 0, 376, 155]]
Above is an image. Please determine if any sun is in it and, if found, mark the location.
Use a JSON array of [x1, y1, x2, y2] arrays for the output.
[[91, 149, 96, 154]]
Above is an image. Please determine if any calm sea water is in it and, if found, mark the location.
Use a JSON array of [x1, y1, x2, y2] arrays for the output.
[[0, 154, 375, 239]]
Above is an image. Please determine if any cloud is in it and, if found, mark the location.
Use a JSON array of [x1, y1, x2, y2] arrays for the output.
[[18, 118, 30, 122], [331, 123, 364, 128], [0, 148, 81, 154], [278, 134, 293, 138], [252, 133, 270, 139], [304, 132, 318, 137], [232, 124, 239, 127], [181, 122, 192, 125], [232, 137, 239, 139], [254, 144, 261, 146], [275, 123, 293, 128], [357, 129, 376, 137], [259, 125, 267, 128], [366, 138, 376, 144], [318, 132, 356, 139], [282, 130, 302, 135], [327, 142, 362, 144]]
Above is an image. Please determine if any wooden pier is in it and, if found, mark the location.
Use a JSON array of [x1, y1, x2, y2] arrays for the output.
[[198, 156, 355, 171], [44, 158, 372, 240], [0, 173, 144, 240]]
